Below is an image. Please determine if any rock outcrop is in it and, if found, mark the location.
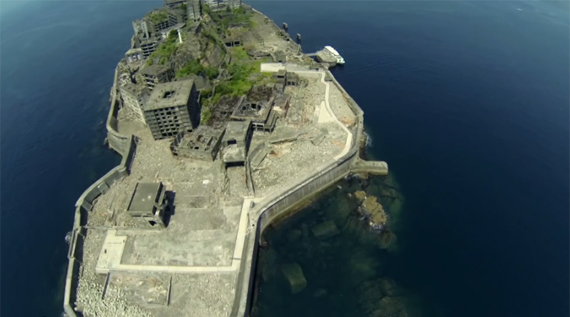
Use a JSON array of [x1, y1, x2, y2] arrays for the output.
[[354, 191, 388, 231]]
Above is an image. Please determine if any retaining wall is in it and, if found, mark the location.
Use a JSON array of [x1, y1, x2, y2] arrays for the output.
[[63, 66, 137, 317]]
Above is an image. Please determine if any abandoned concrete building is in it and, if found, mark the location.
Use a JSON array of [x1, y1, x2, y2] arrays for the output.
[[170, 126, 225, 161], [140, 64, 174, 90], [221, 120, 253, 165], [168, 5, 187, 26], [125, 48, 143, 64], [274, 50, 287, 63], [132, 19, 153, 39], [143, 79, 201, 140], [211, 95, 244, 125], [231, 85, 278, 132], [187, 0, 202, 21], [224, 35, 242, 47], [272, 93, 291, 117], [273, 70, 299, 92], [120, 83, 150, 122], [205, 0, 241, 10], [137, 37, 159, 59], [163, 0, 185, 8], [127, 182, 169, 228]]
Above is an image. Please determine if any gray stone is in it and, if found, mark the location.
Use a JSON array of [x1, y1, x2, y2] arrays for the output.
[[281, 263, 307, 294], [311, 220, 340, 239]]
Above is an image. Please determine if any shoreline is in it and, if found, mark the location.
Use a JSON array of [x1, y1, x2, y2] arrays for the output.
[[63, 6, 387, 317]]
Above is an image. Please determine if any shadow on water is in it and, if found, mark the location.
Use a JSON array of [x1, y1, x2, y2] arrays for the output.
[[251, 173, 429, 317]]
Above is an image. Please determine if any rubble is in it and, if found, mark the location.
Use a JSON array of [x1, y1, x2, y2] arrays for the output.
[[281, 262, 307, 294], [311, 220, 340, 239]]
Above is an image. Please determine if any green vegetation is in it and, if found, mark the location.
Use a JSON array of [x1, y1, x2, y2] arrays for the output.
[[229, 47, 249, 61], [147, 30, 179, 65], [176, 59, 219, 80], [180, 3, 187, 12], [210, 7, 253, 32], [201, 105, 212, 124], [203, 3, 211, 15], [149, 10, 168, 24]]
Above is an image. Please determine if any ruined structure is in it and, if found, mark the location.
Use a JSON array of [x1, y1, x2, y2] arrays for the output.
[[231, 85, 278, 132], [127, 182, 169, 228], [221, 120, 252, 165], [140, 64, 174, 90], [124, 48, 143, 64], [211, 95, 244, 124], [143, 79, 201, 140], [170, 126, 225, 161], [119, 82, 150, 122], [187, 0, 202, 22], [273, 69, 299, 91]]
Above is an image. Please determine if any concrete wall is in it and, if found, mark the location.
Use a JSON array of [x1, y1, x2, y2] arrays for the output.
[[63, 66, 137, 317]]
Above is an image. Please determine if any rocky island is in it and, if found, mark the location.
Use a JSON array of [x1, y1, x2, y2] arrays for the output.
[[63, 1, 388, 316]]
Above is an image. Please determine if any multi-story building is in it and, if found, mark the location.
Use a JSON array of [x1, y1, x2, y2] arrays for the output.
[[164, 0, 185, 8], [187, 0, 202, 22], [124, 48, 143, 64], [143, 79, 201, 140], [119, 83, 150, 122], [140, 64, 174, 90], [168, 5, 187, 26], [205, 0, 241, 10]]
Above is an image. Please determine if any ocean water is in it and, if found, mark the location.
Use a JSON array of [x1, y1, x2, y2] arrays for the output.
[[1, 1, 568, 317], [0, 1, 161, 316], [249, 1, 570, 317]]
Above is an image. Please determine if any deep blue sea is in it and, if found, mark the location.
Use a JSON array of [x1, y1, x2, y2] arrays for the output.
[[1, 1, 568, 317]]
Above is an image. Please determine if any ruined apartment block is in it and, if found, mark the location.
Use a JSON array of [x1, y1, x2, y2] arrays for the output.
[[170, 126, 225, 161], [187, 0, 202, 22], [140, 64, 174, 90], [143, 79, 201, 140], [205, 0, 241, 11], [119, 82, 150, 122], [127, 182, 169, 228], [168, 5, 187, 26], [221, 120, 253, 165], [231, 85, 278, 132]]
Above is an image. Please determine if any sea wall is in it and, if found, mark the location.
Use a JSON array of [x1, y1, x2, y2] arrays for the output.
[[63, 66, 137, 317]]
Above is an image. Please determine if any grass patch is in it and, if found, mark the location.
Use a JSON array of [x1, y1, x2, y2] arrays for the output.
[[201, 105, 212, 124], [147, 30, 179, 65], [176, 59, 219, 80], [149, 10, 168, 24], [229, 47, 249, 61], [210, 7, 253, 33]]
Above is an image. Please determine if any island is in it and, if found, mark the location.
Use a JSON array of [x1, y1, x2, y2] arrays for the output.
[[63, 1, 388, 316]]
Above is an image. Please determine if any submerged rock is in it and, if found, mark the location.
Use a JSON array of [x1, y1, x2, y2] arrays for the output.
[[378, 229, 397, 250], [286, 229, 302, 242], [281, 263, 307, 294], [311, 220, 340, 239], [354, 190, 367, 202], [313, 288, 328, 298], [370, 296, 407, 317]]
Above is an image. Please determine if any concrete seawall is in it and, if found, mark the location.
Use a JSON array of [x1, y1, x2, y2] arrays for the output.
[[63, 66, 138, 317]]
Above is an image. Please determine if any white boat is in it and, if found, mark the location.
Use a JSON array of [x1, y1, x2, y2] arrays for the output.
[[324, 45, 345, 65]]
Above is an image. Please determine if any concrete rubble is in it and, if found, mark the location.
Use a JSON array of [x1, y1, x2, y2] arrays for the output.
[[281, 263, 307, 294]]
